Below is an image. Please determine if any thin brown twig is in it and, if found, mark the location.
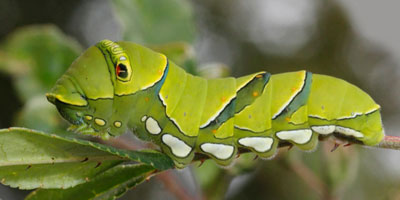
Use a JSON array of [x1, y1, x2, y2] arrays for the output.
[[157, 171, 198, 200], [289, 158, 335, 200], [376, 135, 400, 150]]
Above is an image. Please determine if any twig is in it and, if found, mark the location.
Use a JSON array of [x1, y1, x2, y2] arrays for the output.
[[289, 158, 335, 200], [157, 171, 198, 200], [376, 135, 400, 150]]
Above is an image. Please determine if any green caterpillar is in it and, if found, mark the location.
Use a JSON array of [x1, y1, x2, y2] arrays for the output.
[[46, 40, 384, 168]]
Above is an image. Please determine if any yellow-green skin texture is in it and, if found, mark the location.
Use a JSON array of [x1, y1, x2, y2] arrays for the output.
[[47, 40, 384, 168]]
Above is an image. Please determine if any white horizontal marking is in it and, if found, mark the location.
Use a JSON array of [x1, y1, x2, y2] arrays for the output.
[[335, 126, 364, 138], [162, 134, 192, 158], [276, 129, 312, 144], [336, 112, 363, 120], [234, 125, 254, 132], [238, 137, 273, 152], [200, 143, 234, 160], [308, 114, 327, 120], [145, 117, 161, 135], [311, 125, 335, 135]]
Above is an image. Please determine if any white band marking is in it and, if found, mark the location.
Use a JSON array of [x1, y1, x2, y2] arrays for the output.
[[272, 72, 307, 119], [238, 137, 273, 152], [311, 125, 335, 135], [199, 95, 235, 128], [200, 143, 234, 160], [276, 129, 312, 144], [335, 126, 364, 138]]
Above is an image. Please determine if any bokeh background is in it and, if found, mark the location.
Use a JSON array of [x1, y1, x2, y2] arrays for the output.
[[1, 0, 400, 199]]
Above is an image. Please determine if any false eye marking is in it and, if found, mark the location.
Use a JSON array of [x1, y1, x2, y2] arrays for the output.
[[200, 143, 235, 160], [94, 118, 106, 126], [96, 39, 132, 82], [238, 137, 274, 152], [145, 117, 162, 135], [276, 129, 312, 144], [116, 64, 128, 79], [114, 121, 122, 128], [162, 134, 192, 158], [311, 125, 335, 135]]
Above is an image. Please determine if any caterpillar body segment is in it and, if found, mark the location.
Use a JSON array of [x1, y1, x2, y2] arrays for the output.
[[47, 40, 385, 168]]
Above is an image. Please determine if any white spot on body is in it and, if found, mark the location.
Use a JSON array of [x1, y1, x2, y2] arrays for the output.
[[141, 116, 147, 122], [276, 129, 312, 144], [145, 117, 162, 135], [311, 125, 335, 135], [94, 118, 106, 126], [335, 126, 364, 138], [200, 143, 235, 160], [119, 56, 126, 61], [114, 121, 122, 128], [238, 137, 273, 152], [162, 134, 192, 157]]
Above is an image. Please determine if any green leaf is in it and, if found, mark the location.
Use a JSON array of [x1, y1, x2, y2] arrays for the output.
[[25, 164, 155, 200], [0, 127, 174, 189], [0, 25, 83, 101], [14, 95, 69, 133], [112, 0, 195, 44], [150, 42, 194, 66]]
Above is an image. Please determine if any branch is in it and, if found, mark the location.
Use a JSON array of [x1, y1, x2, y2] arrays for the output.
[[288, 158, 335, 200], [376, 135, 400, 150]]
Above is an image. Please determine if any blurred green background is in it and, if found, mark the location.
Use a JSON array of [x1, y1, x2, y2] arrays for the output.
[[1, 0, 400, 199]]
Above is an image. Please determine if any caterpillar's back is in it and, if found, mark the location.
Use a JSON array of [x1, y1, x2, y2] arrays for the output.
[[46, 40, 384, 168]]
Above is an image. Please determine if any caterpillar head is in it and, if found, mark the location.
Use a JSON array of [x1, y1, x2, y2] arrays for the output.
[[47, 40, 168, 139]]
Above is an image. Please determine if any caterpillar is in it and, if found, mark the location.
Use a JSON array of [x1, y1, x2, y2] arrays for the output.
[[46, 40, 384, 168]]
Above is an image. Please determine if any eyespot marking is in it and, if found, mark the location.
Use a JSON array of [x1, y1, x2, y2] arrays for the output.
[[94, 118, 106, 126], [145, 117, 161, 135], [200, 143, 234, 160], [238, 137, 273, 152], [276, 129, 312, 144], [162, 134, 192, 158]]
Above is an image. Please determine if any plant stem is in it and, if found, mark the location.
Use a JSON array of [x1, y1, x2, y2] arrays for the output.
[[376, 135, 400, 150]]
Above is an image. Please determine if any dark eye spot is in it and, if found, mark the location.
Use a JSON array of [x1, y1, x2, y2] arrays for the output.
[[116, 64, 128, 78]]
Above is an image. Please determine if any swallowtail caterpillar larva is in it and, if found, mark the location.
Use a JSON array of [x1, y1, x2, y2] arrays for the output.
[[46, 40, 384, 168]]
